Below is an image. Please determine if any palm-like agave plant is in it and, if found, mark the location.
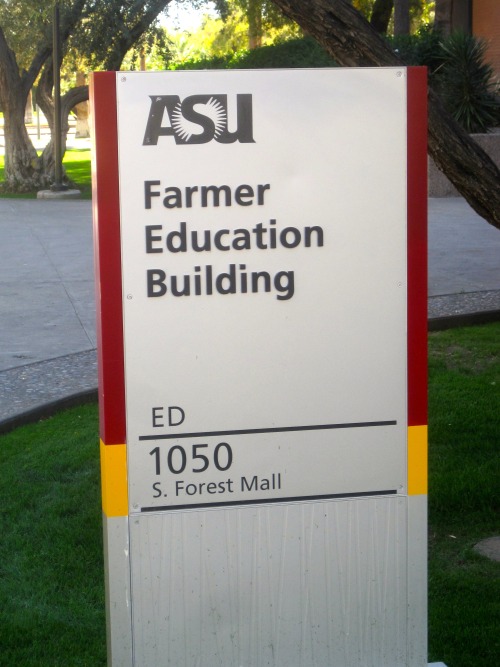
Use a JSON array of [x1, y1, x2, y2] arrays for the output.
[[433, 32, 500, 134]]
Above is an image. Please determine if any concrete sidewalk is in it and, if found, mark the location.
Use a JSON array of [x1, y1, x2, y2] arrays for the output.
[[0, 197, 499, 428], [0, 199, 95, 370], [428, 199, 500, 299]]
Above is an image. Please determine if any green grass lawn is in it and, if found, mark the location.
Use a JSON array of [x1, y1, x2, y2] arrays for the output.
[[0, 404, 104, 665], [427, 323, 500, 667], [61, 148, 92, 198], [0, 149, 91, 199], [0, 324, 498, 666]]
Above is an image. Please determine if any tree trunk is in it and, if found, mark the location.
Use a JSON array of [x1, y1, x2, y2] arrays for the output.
[[25, 89, 33, 123], [74, 72, 89, 138], [74, 100, 89, 138], [0, 1, 86, 191], [394, 0, 410, 35], [1, 81, 51, 191], [36, 64, 59, 184], [434, 0, 453, 36], [248, 0, 263, 49], [37, 64, 89, 183], [270, 0, 500, 230], [0, 26, 52, 190], [370, 0, 394, 34], [1, 1, 171, 192]]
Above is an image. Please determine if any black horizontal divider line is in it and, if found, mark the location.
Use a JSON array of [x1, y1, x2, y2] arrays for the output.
[[140, 489, 399, 513], [138, 420, 398, 441]]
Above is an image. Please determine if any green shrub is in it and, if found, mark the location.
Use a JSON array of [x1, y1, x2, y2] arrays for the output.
[[389, 25, 442, 71], [434, 32, 499, 133], [229, 36, 336, 68], [171, 53, 235, 70], [390, 28, 499, 133], [172, 36, 336, 71]]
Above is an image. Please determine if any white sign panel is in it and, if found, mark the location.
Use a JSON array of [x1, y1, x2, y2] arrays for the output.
[[116, 69, 408, 513]]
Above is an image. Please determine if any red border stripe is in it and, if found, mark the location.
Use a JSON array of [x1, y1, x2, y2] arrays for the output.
[[90, 72, 126, 445], [407, 67, 428, 427]]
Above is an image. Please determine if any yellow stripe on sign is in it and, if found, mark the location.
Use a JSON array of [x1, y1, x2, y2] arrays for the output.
[[100, 441, 128, 517], [408, 425, 428, 495]]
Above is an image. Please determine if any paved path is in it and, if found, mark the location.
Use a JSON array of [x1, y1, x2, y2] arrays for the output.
[[0, 199, 95, 369], [0, 197, 499, 429]]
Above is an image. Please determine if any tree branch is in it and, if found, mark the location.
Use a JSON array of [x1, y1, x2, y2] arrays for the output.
[[22, 43, 52, 97], [62, 84, 89, 113], [101, 0, 173, 70], [0, 26, 21, 104], [370, 0, 394, 34]]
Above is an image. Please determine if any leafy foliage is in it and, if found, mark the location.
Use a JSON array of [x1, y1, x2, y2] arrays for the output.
[[390, 27, 500, 132], [170, 35, 335, 69], [166, 6, 249, 62], [67, 0, 171, 71], [0, 0, 178, 76], [0, 0, 177, 191], [435, 32, 500, 133], [214, 0, 292, 31], [211, 0, 300, 49], [0, 1, 50, 67], [354, 0, 436, 35], [232, 35, 336, 68], [389, 23, 442, 69]]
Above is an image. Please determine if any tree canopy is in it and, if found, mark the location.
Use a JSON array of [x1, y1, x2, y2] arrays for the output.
[[0, 0, 182, 190]]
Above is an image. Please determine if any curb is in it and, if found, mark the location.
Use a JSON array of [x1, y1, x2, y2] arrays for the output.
[[0, 388, 97, 436], [428, 308, 500, 331], [1, 312, 499, 436]]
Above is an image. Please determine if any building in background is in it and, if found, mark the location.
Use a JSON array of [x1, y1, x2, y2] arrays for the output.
[[473, 0, 500, 80], [439, 0, 500, 80]]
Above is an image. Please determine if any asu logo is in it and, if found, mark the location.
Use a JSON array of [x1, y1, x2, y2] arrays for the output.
[[143, 94, 255, 145]]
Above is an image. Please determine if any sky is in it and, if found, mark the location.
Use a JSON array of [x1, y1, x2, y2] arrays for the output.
[[162, 1, 218, 33]]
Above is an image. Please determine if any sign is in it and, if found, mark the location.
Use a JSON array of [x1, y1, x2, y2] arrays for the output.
[[91, 68, 428, 667]]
